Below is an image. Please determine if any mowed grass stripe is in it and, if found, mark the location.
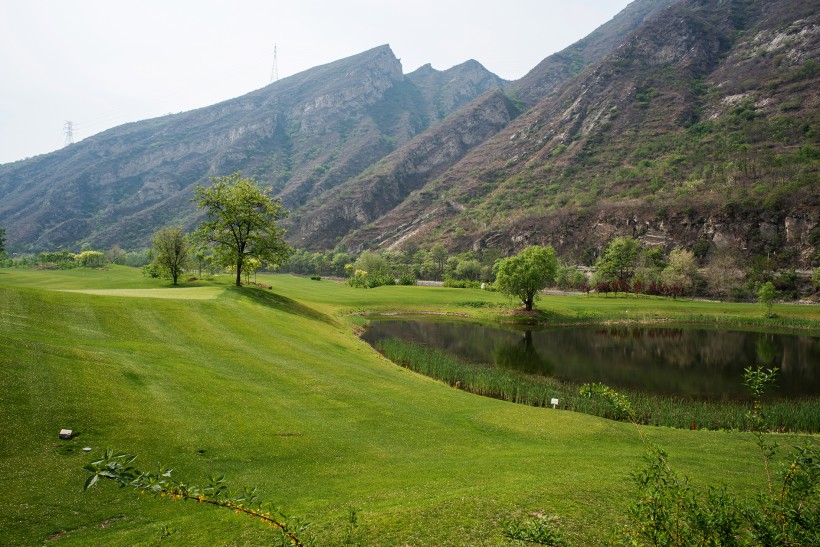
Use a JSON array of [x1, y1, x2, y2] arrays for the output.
[[0, 269, 814, 545]]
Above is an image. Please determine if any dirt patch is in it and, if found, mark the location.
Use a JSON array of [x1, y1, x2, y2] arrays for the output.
[[46, 531, 68, 542], [100, 516, 127, 528]]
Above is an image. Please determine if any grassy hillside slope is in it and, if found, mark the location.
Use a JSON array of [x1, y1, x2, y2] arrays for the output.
[[0, 268, 815, 544]]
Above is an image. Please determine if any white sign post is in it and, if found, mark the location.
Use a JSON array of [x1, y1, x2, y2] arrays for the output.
[[550, 398, 559, 409]]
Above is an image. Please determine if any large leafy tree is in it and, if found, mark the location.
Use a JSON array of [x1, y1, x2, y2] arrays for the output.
[[151, 226, 189, 285], [192, 173, 292, 287], [494, 245, 558, 311], [595, 236, 642, 283], [0, 227, 5, 255], [661, 248, 700, 295]]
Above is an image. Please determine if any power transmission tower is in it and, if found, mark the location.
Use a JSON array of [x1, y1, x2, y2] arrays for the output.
[[63, 121, 74, 146], [270, 44, 279, 83]]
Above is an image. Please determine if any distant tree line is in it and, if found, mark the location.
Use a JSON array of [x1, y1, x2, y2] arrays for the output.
[[2, 222, 819, 301], [282, 236, 819, 300], [282, 243, 502, 288]]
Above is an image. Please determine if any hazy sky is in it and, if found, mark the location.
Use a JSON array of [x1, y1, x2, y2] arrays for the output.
[[0, 0, 632, 165]]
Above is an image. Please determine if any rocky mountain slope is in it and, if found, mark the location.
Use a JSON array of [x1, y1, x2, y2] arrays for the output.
[[0, 45, 503, 251], [1, 0, 817, 267], [288, 0, 681, 249], [339, 0, 820, 266]]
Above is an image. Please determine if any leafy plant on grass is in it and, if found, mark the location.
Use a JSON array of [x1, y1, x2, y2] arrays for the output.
[[83, 450, 308, 546], [744, 365, 779, 494], [579, 382, 634, 422], [613, 368, 820, 546], [612, 446, 742, 546], [504, 514, 570, 546], [339, 506, 365, 546], [758, 281, 778, 318]]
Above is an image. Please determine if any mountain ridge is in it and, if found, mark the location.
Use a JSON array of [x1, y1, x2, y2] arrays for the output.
[[0, 45, 503, 251], [337, 0, 819, 266], [1, 0, 817, 268]]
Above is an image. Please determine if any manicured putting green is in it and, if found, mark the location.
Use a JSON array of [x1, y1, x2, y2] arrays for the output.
[[59, 287, 224, 299]]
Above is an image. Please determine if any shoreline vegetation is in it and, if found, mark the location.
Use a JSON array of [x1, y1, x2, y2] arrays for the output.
[[376, 338, 820, 433]]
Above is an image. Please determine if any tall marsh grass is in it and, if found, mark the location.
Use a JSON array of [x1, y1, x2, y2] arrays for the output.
[[377, 339, 820, 433]]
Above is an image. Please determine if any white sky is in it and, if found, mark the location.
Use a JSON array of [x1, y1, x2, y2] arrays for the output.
[[0, 0, 631, 165]]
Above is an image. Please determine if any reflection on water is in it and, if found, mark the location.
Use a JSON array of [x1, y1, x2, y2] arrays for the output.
[[362, 320, 820, 400], [493, 331, 554, 375]]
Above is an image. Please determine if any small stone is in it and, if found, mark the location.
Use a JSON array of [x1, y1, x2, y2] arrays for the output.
[[82, 447, 92, 452], [59, 429, 73, 439]]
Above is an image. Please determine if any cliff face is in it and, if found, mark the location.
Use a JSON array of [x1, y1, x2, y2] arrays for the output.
[[510, 0, 678, 107], [338, 0, 819, 266], [288, 0, 678, 250], [2, 0, 817, 267], [290, 89, 519, 249], [0, 45, 503, 251]]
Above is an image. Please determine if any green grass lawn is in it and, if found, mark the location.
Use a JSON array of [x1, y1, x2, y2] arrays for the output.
[[0, 267, 817, 544]]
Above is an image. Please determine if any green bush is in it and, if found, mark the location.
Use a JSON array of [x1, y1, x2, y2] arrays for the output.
[[142, 263, 169, 279], [348, 269, 395, 289], [442, 278, 482, 289]]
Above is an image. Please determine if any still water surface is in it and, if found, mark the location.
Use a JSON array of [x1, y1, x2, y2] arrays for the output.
[[363, 319, 820, 400]]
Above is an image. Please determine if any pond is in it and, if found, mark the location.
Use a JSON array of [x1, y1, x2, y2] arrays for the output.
[[362, 319, 820, 400]]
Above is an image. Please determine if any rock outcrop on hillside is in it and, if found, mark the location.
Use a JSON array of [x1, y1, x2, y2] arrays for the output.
[[339, 0, 819, 266], [0, 46, 503, 251], [290, 89, 519, 249]]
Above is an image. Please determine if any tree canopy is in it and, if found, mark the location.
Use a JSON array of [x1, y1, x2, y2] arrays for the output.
[[661, 248, 699, 295], [757, 281, 778, 317], [0, 227, 5, 255], [494, 245, 558, 311], [595, 236, 642, 282], [151, 226, 189, 285], [192, 173, 292, 286]]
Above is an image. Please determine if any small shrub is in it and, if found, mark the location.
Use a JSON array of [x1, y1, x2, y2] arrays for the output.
[[757, 281, 778, 317], [579, 383, 634, 421], [309, 275, 321, 281], [504, 514, 570, 546], [142, 263, 168, 279], [442, 278, 482, 289], [348, 269, 395, 289]]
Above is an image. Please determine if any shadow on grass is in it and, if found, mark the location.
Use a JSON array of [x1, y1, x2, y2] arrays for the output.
[[233, 286, 338, 326]]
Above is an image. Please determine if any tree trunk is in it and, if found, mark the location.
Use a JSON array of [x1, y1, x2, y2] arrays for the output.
[[235, 261, 243, 286], [525, 295, 533, 311]]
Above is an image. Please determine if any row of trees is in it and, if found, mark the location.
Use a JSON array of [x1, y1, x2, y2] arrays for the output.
[[3, 180, 817, 300], [285, 235, 815, 301], [585, 236, 813, 300], [283, 244, 501, 286]]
